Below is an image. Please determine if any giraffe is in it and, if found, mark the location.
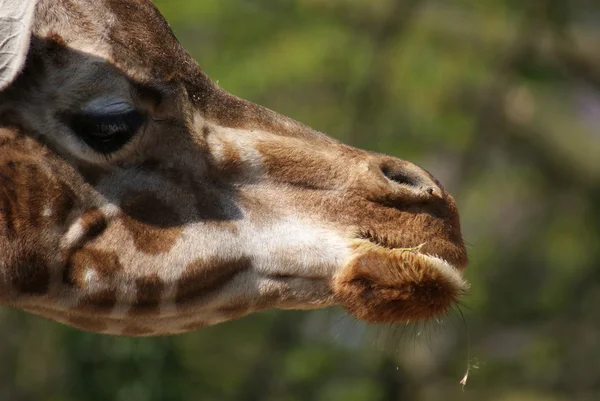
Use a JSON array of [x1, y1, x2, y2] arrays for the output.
[[0, 0, 468, 336]]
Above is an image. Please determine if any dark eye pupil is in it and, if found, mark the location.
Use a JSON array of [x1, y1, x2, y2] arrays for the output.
[[66, 110, 144, 154]]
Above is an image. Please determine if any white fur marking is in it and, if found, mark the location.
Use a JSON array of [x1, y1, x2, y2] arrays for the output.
[[424, 254, 469, 293], [60, 221, 84, 249]]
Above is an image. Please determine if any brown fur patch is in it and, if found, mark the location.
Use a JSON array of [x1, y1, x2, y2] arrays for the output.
[[65, 248, 122, 312], [175, 257, 251, 306], [0, 154, 56, 295], [120, 191, 183, 254], [79, 208, 107, 237], [8, 250, 50, 295], [53, 182, 78, 227], [0, 159, 47, 234], [133, 274, 164, 313], [256, 140, 346, 191], [218, 140, 244, 179], [64, 247, 123, 288]]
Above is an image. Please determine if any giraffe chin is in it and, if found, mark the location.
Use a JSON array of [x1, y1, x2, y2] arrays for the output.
[[333, 242, 469, 324]]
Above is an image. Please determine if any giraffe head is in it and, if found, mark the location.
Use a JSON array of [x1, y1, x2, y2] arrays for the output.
[[0, 0, 468, 335]]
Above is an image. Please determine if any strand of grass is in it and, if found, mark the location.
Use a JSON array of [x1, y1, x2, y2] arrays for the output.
[[392, 243, 425, 252]]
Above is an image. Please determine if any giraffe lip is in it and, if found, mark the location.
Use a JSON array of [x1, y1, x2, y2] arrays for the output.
[[358, 230, 427, 255], [355, 235, 449, 267], [336, 239, 469, 323], [357, 229, 468, 270], [351, 235, 469, 295]]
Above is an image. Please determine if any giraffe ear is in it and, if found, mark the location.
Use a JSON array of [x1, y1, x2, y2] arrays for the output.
[[0, 0, 37, 91]]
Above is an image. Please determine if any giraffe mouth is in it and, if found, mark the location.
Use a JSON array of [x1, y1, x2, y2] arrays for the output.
[[358, 229, 417, 251], [331, 233, 468, 324], [357, 228, 467, 268]]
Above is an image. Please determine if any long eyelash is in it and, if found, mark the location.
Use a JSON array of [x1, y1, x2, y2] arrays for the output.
[[73, 110, 144, 136], [63, 109, 145, 155]]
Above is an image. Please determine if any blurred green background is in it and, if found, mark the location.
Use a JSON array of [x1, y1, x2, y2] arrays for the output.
[[2, 0, 600, 400]]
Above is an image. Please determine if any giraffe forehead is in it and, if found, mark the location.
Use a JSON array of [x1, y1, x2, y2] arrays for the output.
[[35, 0, 115, 60], [33, 0, 197, 87]]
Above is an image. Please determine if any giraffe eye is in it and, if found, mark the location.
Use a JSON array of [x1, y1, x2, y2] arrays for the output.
[[67, 109, 145, 154], [61, 97, 145, 155]]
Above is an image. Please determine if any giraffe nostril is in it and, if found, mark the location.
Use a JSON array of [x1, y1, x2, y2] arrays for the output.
[[380, 164, 420, 188], [378, 159, 444, 200]]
